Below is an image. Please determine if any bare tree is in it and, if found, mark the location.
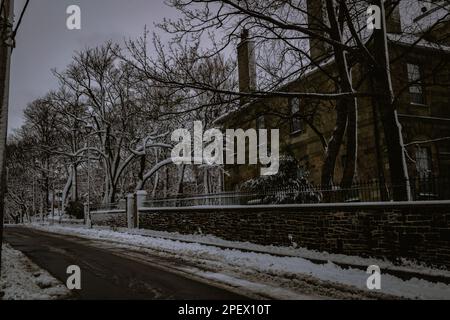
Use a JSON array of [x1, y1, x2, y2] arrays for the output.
[[120, 0, 449, 200]]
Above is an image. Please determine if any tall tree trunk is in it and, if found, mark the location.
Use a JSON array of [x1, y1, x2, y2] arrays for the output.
[[323, 0, 358, 191], [136, 154, 146, 191], [102, 173, 110, 204], [44, 175, 49, 215], [203, 168, 210, 205], [203, 168, 210, 194], [152, 173, 159, 197], [40, 192, 44, 222], [177, 164, 186, 195], [341, 100, 358, 189], [61, 169, 73, 211], [321, 101, 347, 187], [108, 185, 117, 204], [152, 150, 160, 197], [219, 167, 225, 192], [163, 166, 168, 197], [371, 0, 411, 201], [71, 164, 78, 202]]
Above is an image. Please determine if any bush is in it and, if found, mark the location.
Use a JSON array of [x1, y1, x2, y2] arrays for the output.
[[66, 201, 84, 219], [239, 155, 322, 204]]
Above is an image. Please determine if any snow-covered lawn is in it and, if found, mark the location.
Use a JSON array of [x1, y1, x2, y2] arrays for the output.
[[28, 224, 450, 300], [1, 244, 71, 300]]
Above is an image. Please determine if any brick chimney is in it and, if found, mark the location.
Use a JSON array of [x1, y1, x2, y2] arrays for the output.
[[385, 0, 402, 34], [237, 29, 257, 105], [306, 0, 402, 59], [306, 0, 329, 61]]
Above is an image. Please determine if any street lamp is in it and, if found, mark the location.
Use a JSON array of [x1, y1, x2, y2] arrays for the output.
[[85, 124, 94, 228]]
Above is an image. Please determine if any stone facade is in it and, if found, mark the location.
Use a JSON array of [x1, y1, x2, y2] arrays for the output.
[[139, 203, 450, 269], [217, 19, 450, 191]]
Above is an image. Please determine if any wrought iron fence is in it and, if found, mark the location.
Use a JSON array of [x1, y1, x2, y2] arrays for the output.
[[91, 202, 122, 212], [142, 176, 450, 208]]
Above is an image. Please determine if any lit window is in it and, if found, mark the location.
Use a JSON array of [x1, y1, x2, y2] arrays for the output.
[[407, 63, 425, 104], [290, 98, 303, 133]]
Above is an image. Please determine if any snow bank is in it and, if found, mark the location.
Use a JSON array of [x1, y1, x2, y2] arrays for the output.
[[116, 228, 450, 278], [1, 244, 71, 300], [29, 224, 450, 300]]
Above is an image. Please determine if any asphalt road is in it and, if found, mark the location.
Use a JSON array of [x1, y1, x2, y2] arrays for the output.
[[3, 226, 248, 300]]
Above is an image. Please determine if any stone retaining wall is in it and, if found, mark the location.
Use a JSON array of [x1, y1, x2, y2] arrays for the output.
[[92, 211, 127, 229], [138, 203, 450, 268]]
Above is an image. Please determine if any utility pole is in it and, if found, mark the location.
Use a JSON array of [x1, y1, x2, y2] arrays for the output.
[[0, 0, 14, 273]]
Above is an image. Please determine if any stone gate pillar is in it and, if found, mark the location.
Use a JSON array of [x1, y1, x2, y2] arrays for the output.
[[84, 202, 92, 228], [127, 193, 137, 229], [136, 190, 147, 210]]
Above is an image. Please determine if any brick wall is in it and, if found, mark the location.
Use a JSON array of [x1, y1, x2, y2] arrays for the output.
[[138, 203, 450, 269]]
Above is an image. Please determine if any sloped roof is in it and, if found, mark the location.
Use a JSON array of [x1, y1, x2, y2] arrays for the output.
[[387, 33, 450, 52], [214, 31, 450, 125]]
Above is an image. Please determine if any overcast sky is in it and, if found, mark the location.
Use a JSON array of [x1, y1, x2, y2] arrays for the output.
[[9, 0, 178, 134], [7, 1, 436, 135]]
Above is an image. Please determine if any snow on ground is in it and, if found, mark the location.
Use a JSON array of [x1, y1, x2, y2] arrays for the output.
[[116, 228, 450, 278], [1, 244, 71, 300], [34, 222, 450, 278], [28, 224, 450, 300]]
